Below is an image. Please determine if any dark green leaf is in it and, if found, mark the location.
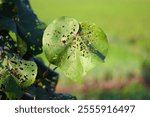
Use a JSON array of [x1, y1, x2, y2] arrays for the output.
[[34, 58, 58, 91], [0, 0, 46, 55], [4, 76, 23, 99], [0, 18, 17, 33], [14, 0, 46, 55]]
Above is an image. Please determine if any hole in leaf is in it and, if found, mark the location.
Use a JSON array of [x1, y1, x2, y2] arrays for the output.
[[10, 60, 17, 65], [19, 68, 23, 70]]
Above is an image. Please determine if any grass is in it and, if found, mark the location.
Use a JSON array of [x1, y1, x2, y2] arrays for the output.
[[30, 0, 150, 99], [30, 0, 150, 39]]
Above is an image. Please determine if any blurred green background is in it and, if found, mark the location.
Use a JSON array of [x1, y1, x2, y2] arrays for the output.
[[30, 0, 150, 99]]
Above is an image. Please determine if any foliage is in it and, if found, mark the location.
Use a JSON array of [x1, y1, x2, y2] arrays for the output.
[[43, 17, 108, 81], [0, 0, 108, 99], [0, 0, 76, 100]]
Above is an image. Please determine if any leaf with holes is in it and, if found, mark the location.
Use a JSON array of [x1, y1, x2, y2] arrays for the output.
[[0, 51, 10, 89], [0, 67, 9, 91], [7, 53, 38, 87], [43, 17, 108, 81], [43, 16, 79, 65], [61, 22, 108, 81], [0, 55, 23, 99]]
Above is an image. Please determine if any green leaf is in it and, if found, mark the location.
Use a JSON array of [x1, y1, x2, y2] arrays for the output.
[[4, 76, 23, 100], [0, 18, 17, 33], [16, 35, 27, 56], [0, 64, 9, 91], [0, 53, 23, 99], [0, 73, 23, 99], [43, 16, 79, 65], [61, 22, 108, 81], [0, 51, 37, 88], [0, 0, 46, 55], [7, 53, 37, 87], [14, 0, 46, 55], [43, 17, 108, 81], [80, 22, 108, 61]]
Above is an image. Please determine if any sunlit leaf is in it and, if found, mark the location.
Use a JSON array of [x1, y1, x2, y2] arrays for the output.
[[0, 51, 37, 88], [7, 53, 38, 87], [0, 65, 9, 91], [61, 22, 108, 81], [43, 17, 108, 81], [43, 16, 79, 65], [0, 53, 23, 99]]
